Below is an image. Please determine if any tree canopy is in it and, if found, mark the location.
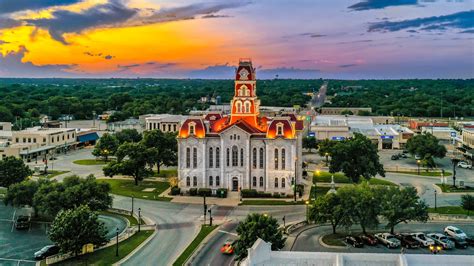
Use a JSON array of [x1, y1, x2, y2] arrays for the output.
[[115, 128, 142, 144], [303, 136, 318, 152], [92, 133, 119, 161], [0, 156, 32, 188], [406, 133, 447, 168], [309, 193, 350, 234], [461, 194, 474, 215]]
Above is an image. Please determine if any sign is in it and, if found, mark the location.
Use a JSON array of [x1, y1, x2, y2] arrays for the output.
[[381, 135, 394, 139], [450, 132, 457, 137], [82, 243, 94, 254], [331, 136, 345, 141], [308, 132, 315, 137]]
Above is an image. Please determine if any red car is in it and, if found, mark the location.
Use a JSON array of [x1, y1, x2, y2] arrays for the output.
[[360, 234, 378, 246], [220, 240, 236, 255]]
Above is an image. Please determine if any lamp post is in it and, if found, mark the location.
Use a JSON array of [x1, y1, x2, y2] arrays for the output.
[[203, 195, 207, 225], [131, 194, 134, 217], [452, 158, 458, 187], [208, 208, 212, 226], [325, 152, 329, 166], [417, 160, 421, 175], [138, 208, 141, 232], [115, 227, 119, 257], [434, 190, 437, 211], [312, 183, 316, 201], [294, 156, 298, 202], [282, 216, 286, 229], [305, 200, 310, 223]]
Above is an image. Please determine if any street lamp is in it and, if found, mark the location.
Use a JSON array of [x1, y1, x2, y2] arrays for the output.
[[131, 194, 134, 217], [138, 208, 141, 232], [115, 227, 119, 257], [325, 152, 329, 166], [417, 160, 421, 175], [305, 200, 310, 223], [434, 190, 437, 211], [312, 183, 316, 201], [452, 158, 459, 187], [208, 208, 212, 226]]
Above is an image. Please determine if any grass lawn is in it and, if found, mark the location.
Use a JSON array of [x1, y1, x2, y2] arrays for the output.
[[313, 171, 397, 186], [99, 179, 172, 201], [173, 225, 217, 266], [37, 170, 70, 179], [153, 168, 177, 178], [435, 184, 474, 193], [240, 200, 305, 205], [57, 230, 153, 265], [99, 210, 141, 226], [321, 233, 346, 247], [368, 178, 397, 186], [387, 170, 452, 177], [73, 159, 110, 165], [429, 206, 473, 216]]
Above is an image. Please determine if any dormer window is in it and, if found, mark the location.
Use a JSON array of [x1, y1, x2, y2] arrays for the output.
[[189, 122, 196, 135], [277, 123, 284, 136]]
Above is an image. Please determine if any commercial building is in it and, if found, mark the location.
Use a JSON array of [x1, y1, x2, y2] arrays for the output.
[[144, 114, 187, 133], [319, 107, 372, 115], [462, 127, 474, 149], [0, 122, 12, 141], [421, 126, 458, 141], [106, 118, 142, 132], [177, 59, 304, 194], [310, 115, 413, 150], [408, 119, 449, 131]]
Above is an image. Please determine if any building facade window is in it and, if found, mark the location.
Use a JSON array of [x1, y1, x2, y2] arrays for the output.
[[186, 147, 191, 168], [281, 148, 286, 170], [209, 176, 213, 187], [226, 148, 230, 166], [274, 178, 278, 188], [240, 148, 244, 167], [232, 146, 238, 167], [209, 147, 213, 168], [274, 148, 279, 169], [216, 147, 220, 168], [281, 178, 286, 188], [186, 176, 190, 186], [252, 148, 257, 169], [189, 125, 195, 135], [259, 148, 264, 168], [193, 176, 197, 186], [244, 101, 251, 113], [260, 176, 264, 187], [216, 176, 220, 186], [253, 176, 257, 187], [277, 124, 283, 136], [193, 147, 197, 168]]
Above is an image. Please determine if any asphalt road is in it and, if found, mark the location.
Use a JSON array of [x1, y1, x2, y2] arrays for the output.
[[191, 222, 238, 266], [292, 221, 474, 255], [311, 82, 327, 108]]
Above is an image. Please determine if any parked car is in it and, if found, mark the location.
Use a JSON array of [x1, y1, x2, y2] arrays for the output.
[[444, 226, 467, 239], [375, 233, 401, 248], [427, 233, 455, 249], [457, 161, 472, 169], [220, 239, 236, 255], [448, 237, 469, 249], [345, 236, 364, 248], [465, 236, 474, 246], [360, 234, 378, 246], [34, 245, 60, 260], [415, 154, 421, 160], [391, 154, 399, 160], [399, 153, 408, 159], [15, 215, 30, 230], [395, 234, 420, 249], [411, 232, 435, 247]]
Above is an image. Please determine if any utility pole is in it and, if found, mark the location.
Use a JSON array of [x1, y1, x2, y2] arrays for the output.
[[203, 195, 207, 225]]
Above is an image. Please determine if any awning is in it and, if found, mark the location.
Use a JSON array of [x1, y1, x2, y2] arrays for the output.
[[77, 132, 99, 143]]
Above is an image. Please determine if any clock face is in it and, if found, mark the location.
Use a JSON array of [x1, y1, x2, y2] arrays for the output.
[[239, 68, 249, 80]]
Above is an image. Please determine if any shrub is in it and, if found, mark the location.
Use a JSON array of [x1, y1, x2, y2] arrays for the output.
[[198, 188, 212, 197], [258, 191, 272, 198], [217, 188, 228, 198], [189, 188, 198, 196], [273, 192, 281, 198], [241, 189, 257, 198], [170, 186, 181, 196]]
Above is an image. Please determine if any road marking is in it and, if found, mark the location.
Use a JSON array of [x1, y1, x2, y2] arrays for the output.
[[218, 230, 238, 237]]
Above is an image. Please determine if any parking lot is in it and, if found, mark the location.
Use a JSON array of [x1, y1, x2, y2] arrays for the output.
[[293, 222, 474, 255]]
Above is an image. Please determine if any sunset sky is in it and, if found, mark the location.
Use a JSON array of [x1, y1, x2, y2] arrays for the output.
[[0, 0, 472, 79]]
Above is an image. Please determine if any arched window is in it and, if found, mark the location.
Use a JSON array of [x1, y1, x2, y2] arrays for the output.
[[274, 178, 279, 188], [240, 148, 244, 167], [186, 176, 190, 186], [232, 146, 238, 166], [226, 148, 230, 166], [281, 178, 286, 188], [238, 88, 243, 96], [209, 176, 213, 187], [259, 148, 264, 169], [259, 176, 264, 187], [193, 147, 197, 168], [216, 147, 220, 168], [193, 176, 197, 186], [189, 124, 195, 135], [277, 123, 283, 136], [274, 148, 279, 169], [209, 147, 213, 168], [281, 148, 286, 170], [244, 101, 251, 113], [216, 176, 220, 186], [253, 176, 257, 187], [186, 147, 191, 168], [236, 101, 242, 113], [252, 148, 257, 169]]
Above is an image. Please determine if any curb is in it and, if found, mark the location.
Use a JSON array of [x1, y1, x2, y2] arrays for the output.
[[432, 184, 474, 195], [318, 234, 348, 249], [184, 223, 223, 265], [289, 223, 322, 251], [113, 228, 157, 266]]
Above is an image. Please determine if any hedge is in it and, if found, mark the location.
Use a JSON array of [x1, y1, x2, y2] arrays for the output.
[[170, 186, 181, 195], [189, 188, 198, 196], [198, 188, 212, 197]]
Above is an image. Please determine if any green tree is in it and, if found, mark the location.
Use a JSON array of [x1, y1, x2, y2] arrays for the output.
[[235, 213, 285, 259], [329, 133, 385, 183], [103, 142, 152, 185], [338, 183, 380, 234], [303, 136, 318, 152], [3, 179, 43, 215], [340, 109, 353, 115], [309, 193, 350, 234], [92, 133, 119, 161], [49, 205, 108, 256], [406, 133, 447, 168], [0, 156, 32, 188], [115, 129, 142, 144], [379, 186, 428, 234], [461, 194, 474, 215], [141, 130, 178, 173], [317, 139, 336, 157]]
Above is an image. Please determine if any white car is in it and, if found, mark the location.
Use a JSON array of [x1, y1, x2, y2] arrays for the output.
[[457, 161, 472, 169], [411, 232, 435, 247], [444, 226, 467, 239], [375, 233, 401, 248], [427, 233, 455, 249]]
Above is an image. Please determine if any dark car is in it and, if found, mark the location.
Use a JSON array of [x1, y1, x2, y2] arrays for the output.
[[34, 245, 60, 260], [465, 236, 474, 246], [399, 153, 408, 158], [391, 155, 399, 160], [395, 234, 420, 249], [360, 234, 378, 246], [15, 215, 30, 230], [345, 236, 364, 248], [448, 237, 469, 249]]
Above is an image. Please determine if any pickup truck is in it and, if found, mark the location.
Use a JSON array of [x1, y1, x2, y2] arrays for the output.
[[395, 234, 420, 249], [427, 233, 455, 249], [411, 232, 435, 247], [375, 233, 401, 248]]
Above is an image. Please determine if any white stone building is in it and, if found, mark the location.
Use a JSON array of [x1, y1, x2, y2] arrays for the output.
[[177, 59, 304, 194]]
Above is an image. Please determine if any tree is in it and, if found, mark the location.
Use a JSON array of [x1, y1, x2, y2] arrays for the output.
[[49, 205, 108, 256], [141, 130, 178, 173], [379, 186, 428, 234], [303, 136, 318, 152], [3, 179, 43, 215], [338, 183, 380, 234], [309, 193, 350, 234], [406, 133, 447, 168], [0, 156, 32, 188], [461, 194, 474, 215], [115, 129, 142, 144], [234, 213, 285, 259], [103, 142, 152, 185], [317, 139, 336, 157], [329, 133, 385, 183], [341, 109, 353, 115], [92, 133, 119, 161]]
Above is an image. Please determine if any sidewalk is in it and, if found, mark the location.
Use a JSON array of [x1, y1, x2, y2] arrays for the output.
[[170, 195, 240, 206]]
